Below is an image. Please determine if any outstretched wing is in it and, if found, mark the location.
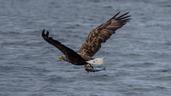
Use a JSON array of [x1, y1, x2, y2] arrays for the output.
[[79, 12, 130, 59], [42, 30, 85, 64]]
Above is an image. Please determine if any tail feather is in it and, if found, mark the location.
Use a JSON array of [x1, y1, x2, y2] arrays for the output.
[[86, 58, 104, 65]]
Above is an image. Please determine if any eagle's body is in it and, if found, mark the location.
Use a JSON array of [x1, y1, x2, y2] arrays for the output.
[[42, 12, 130, 72]]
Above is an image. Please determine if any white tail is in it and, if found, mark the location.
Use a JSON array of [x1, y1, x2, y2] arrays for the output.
[[86, 57, 104, 65]]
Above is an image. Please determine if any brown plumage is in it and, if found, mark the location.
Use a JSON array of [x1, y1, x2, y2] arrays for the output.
[[42, 12, 130, 72], [79, 12, 130, 60]]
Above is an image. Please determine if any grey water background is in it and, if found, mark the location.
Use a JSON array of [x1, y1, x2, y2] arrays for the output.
[[0, 0, 171, 96]]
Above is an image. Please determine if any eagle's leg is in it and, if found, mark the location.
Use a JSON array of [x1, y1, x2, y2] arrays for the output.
[[84, 63, 95, 72], [84, 63, 106, 72]]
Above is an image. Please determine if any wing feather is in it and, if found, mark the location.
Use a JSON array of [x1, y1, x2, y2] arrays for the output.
[[42, 30, 85, 64], [79, 12, 130, 59]]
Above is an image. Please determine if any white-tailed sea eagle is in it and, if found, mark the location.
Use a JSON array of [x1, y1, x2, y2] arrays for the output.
[[42, 12, 130, 72]]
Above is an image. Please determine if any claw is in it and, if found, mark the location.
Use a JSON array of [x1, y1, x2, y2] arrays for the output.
[[84, 63, 94, 72], [84, 63, 105, 72]]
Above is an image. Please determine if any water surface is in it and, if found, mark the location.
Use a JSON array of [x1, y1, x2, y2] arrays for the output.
[[0, 0, 171, 96]]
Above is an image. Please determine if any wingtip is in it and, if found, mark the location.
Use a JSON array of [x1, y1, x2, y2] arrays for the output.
[[46, 31, 49, 36], [42, 29, 45, 37], [42, 29, 45, 32], [42, 29, 50, 36], [112, 11, 120, 19], [117, 12, 130, 19], [111, 11, 131, 21]]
